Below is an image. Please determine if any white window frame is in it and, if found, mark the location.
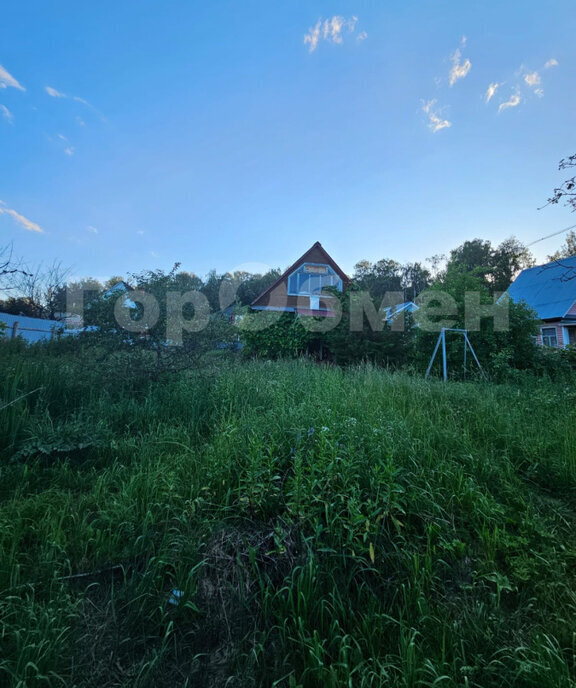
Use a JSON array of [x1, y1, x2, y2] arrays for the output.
[[287, 263, 343, 297], [541, 326, 558, 348]]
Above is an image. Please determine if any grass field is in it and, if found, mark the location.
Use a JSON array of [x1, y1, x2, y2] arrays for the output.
[[1, 342, 576, 687]]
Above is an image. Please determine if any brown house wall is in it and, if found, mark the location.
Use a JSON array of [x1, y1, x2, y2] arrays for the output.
[[252, 244, 349, 311]]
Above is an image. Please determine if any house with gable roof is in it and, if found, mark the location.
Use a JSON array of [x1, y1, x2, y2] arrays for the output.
[[506, 255, 576, 348], [251, 241, 351, 317]]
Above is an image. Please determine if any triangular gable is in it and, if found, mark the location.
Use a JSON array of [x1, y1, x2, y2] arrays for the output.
[[251, 241, 350, 308]]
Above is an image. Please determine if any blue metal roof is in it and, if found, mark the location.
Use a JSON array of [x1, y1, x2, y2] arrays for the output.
[[507, 256, 576, 320]]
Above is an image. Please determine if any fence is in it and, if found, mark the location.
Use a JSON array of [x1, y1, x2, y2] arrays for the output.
[[0, 313, 68, 344]]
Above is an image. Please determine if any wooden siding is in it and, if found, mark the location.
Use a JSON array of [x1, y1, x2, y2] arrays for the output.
[[536, 322, 565, 348], [251, 242, 350, 313], [566, 300, 576, 317]]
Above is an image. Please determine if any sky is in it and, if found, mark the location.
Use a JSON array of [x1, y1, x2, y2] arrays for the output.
[[0, 0, 575, 281]]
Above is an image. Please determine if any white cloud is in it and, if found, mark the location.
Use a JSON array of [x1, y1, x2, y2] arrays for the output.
[[0, 104, 13, 123], [304, 16, 363, 52], [64, 146, 75, 156], [498, 92, 521, 113], [357, 30, 368, 42], [87, 226, 98, 234], [304, 21, 322, 52], [544, 58, 558, 69], [422, 99, 452, 133], [46, 86, 66, 98], [46, 85, 94, 110], [0, 201, 43, 233], [485, 82, 499, 102], [524, 71, 541, 87], [449, 38, 471, 86], [0, 64, 25, 91]]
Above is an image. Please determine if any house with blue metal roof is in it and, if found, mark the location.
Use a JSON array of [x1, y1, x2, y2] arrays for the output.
[[506, 255, 576, 348]]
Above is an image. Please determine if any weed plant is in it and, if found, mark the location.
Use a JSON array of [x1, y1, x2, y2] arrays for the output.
[[1, 341, 576, 686]]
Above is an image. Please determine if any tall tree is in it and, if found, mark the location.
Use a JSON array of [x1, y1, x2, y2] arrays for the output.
[[548, 230, 576, 261], [4, 261, 70, 319], [352, 258, 403, 299], [444, 237, 533, 293]]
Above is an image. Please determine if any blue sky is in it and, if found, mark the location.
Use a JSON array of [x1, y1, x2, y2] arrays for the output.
[[0, 1, 575, 280]]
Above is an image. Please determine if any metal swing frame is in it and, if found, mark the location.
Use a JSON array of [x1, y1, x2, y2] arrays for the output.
[[425, 327, 485, 381]]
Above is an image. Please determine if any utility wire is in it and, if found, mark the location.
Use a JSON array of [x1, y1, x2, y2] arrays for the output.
[[526, 222, 576, 247]]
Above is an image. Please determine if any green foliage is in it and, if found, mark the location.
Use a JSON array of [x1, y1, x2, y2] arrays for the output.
[[1, 350, 576, 686], [325, 287, 414, 366], [83, 264, 236, 380], [239, 311, 311, 358], [548, 230, 576, 261], [445, 237, 535, 293], [414, 270, 542, 379]]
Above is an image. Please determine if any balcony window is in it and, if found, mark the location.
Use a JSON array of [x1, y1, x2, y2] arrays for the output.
[[287, 263, 342, 296]]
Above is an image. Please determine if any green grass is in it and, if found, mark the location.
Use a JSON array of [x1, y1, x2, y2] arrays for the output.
[[1, 343, 576, 686]]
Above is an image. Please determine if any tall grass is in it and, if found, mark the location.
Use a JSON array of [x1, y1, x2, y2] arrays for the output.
[[1, 343, 576, 686]]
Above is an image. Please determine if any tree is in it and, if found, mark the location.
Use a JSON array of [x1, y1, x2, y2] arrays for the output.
[[325, 286, 413, 367], [84, 264, 235, 381], [0, 243, 31, 290], [491, 237, 535, 292], [401, 262, 431, 301], [548, 230, 576, 261], [545, 154, 576, 212], [352, 258, 403, 300], [444, 237, 533, 294], [2, 260, 70, 319], [103, 275, 128, 290], [52, 277, 104, 316], [413, 270, 540, 378]]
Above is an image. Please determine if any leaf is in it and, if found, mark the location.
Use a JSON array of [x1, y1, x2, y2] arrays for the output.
[[369, 542, 375, 564]]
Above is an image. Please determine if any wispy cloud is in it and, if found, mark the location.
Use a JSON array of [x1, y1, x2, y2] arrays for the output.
[[45, 86, 66, 98], [485, 82, 500, 103], [87, 226, 98, 234], [304, 16, 363, 52], [498, 92, 521, 113], [0, 64, 25, 91], [544, 58, 558, 69], [55, 133, 75, 156], [0, 201, 43, 233], [0, 104, 13, 123], [449, 37, 471, 86], [46, 85, 94, 110], [422, 99, 452, 133]]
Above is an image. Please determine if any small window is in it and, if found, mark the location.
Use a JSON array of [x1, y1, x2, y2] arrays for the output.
[[541, 327, 558, 348], [287, 263, 342, 296]]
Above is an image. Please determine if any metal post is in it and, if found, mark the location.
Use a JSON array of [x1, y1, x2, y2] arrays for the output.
[[11, 321, 19, 339], [463, 332, 485, 379], [425, 330, 443, 379], [441, 328, 447, 381]]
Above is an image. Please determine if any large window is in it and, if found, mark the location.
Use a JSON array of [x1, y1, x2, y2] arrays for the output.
[[287, 263, 342, 296], [541, 327, 558, 347]]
